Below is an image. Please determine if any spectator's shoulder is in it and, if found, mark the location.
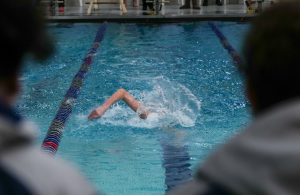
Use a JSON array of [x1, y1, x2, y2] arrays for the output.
[[0, 119, 98, 195], [1, 145, 99, 195]]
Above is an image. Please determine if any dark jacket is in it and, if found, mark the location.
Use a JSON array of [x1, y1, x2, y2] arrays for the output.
[[0, 103, 98, 195]]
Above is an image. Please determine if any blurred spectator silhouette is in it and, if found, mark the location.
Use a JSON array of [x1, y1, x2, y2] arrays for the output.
[[202, 0, 222, 6], [48, 0, 64, 13], [180, 0, 201, 9], [0, 1, 98, 195], [170, 1, 300, 195], [58, 0, 64, 12], [142, 0, 154, 11]]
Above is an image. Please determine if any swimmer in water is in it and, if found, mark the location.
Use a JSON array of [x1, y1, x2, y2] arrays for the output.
[[88, 89, 150, 120]]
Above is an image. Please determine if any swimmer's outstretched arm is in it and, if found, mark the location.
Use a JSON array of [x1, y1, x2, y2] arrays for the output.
[[88, 89, 150, 121]]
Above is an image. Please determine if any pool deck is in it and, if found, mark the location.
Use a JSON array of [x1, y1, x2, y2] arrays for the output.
[[45, 2, 273, 23]]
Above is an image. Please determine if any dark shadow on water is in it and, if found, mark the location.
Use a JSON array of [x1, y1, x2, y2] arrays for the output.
[[161, 140, 192, 193]]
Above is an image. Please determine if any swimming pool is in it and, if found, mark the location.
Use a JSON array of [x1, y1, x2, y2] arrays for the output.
[[19, 22, 251, 194]]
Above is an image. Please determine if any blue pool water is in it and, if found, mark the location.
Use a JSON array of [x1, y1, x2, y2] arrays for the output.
[[19, 22, 251, 194]]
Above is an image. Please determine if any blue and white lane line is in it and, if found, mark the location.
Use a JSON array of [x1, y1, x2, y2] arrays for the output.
[[41, 22, 108, 156], [208, 21, 243, 71]]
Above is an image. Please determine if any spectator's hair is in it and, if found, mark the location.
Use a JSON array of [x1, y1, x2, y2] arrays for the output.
[[243, 2, 300, 112], [0, 0, 52, 79]]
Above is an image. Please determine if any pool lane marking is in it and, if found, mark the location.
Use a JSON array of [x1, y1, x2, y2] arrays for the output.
[[208, 21, 243, 71], [41, 21, 108, 156]]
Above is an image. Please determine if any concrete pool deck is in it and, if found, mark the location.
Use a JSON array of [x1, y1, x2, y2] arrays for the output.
[[44, 2, 273, 23]]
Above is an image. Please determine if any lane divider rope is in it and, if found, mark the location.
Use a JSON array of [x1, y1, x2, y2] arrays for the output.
[[41, 21, 108, 156], [208, 21, 243, 71]]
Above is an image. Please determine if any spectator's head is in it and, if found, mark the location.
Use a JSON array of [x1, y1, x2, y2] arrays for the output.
[[243, 2, 300, 114], [0, 0, 52, 103]]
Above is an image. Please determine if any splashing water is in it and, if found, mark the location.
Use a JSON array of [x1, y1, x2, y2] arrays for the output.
[[98, 76, 201, 128]]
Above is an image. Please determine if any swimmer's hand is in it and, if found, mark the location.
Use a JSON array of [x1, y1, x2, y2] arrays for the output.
[[88, 106, 107, 121], [138, 110, 149, 119]]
